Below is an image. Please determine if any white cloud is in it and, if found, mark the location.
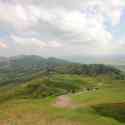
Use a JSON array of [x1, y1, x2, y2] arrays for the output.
[[82, 0, 124, 26], [12, 35, 46, 48], [0, 2, 40, 31], [35, 7, 113, 53], [0, 41, 8, 48], [0, 0, 123, 28], [48, 41, 62, 48], [0, 0, 125, 56], [11, 35, 62, 49]]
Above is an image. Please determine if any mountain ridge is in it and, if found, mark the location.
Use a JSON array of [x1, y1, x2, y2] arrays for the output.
[[0, 55, 124, 88]]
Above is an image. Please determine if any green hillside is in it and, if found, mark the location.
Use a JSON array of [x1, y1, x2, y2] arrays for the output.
[[0, 55, 125, 125], [0, 55, 124, 87], [0, 74, 125, 125]]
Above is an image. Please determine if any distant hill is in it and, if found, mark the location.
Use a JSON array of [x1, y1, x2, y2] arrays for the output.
[[114, 65, 125, 72], [0, 55, 124, 87], [0, 56, 8, 62], [0, 55, 125, 103], [0, 55, 69, 70], [64, 55, 125, 65]]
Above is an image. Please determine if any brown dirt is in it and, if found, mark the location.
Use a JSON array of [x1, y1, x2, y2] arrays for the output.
[[53, 95, 75, 108]]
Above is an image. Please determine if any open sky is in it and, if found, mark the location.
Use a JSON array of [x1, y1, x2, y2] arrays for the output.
[[0, 0, 125, 57]]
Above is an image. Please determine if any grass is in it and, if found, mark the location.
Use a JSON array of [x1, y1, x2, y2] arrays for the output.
[[0, 74, 125, 125], [0, 88, 125, 125], [93, 102, 125, 123], [0, 74, 104, 101]]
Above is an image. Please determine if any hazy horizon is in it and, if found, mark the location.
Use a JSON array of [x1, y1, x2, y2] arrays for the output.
[[0, 53, 125, 65]]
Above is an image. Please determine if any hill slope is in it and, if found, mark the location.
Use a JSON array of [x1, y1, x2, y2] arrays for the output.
[[0, 55, 124, 87], [0, 55, 125, 125]]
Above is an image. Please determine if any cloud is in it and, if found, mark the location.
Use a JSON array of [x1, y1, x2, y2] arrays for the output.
[[30, 5, 113, 53], [0, 0, 124, 29], [12, 35, 62, 49], [0, 0, 125, 56], [0, 2, 40, 31], [81, 0, 124, 26], [0, 41, 8, 48]]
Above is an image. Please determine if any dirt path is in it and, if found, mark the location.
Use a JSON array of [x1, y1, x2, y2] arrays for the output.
[[53, 95, 75, 108]]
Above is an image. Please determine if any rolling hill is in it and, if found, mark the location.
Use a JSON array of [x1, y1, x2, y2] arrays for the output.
[[0, 55, 124, 87], [0, 55, 125, 125]]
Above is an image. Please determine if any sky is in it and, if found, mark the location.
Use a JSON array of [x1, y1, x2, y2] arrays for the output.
[[0, 0, 125, 58]]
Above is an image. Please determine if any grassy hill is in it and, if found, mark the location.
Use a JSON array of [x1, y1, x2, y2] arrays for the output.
[[114, 65, 125, 72], [0, 55, 124, 86], [0, 75, 125, 125], [0, 74, 105, 101], [0, 55, 125, 125]]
